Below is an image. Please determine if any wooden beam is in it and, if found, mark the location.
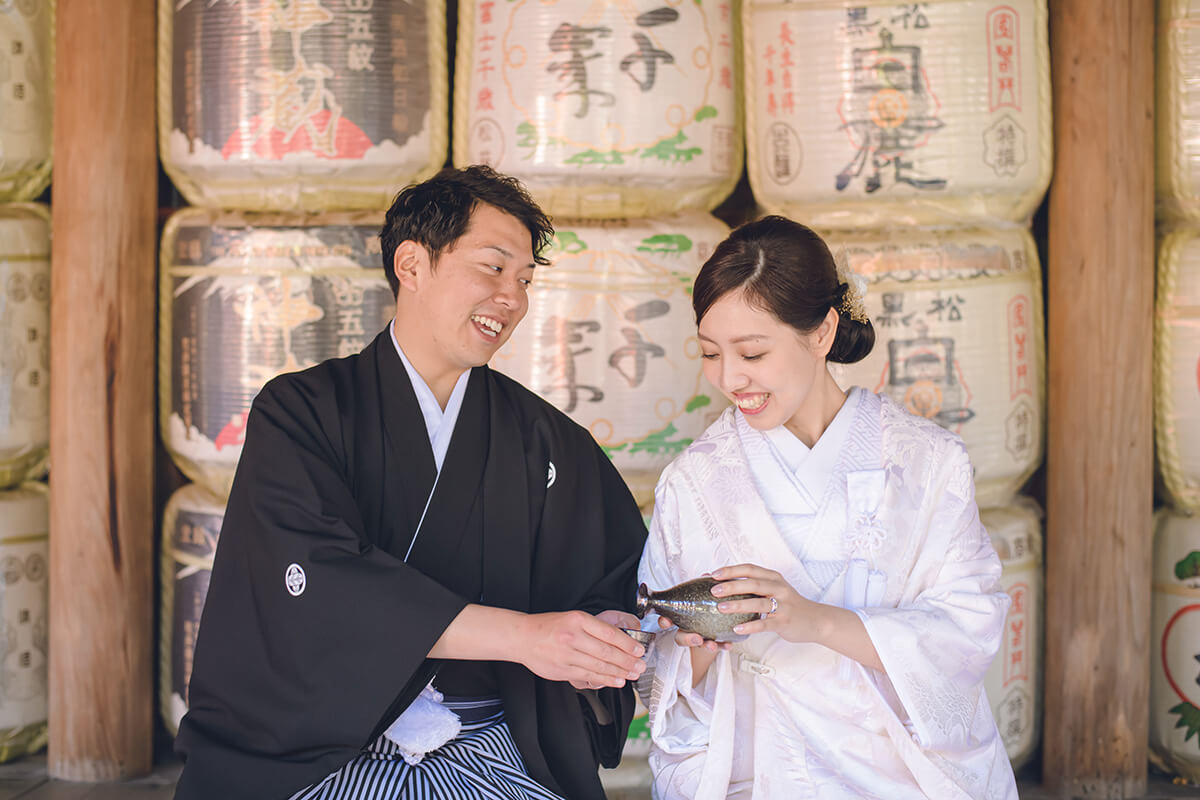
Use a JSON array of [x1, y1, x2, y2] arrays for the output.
[[1044, 0, 1155, 796], [48, 0, 157, 781]]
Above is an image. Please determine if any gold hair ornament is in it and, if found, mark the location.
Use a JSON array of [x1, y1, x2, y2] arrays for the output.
[[833, 246, 870, 324]]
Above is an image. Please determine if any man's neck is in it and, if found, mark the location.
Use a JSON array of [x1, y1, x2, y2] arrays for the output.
[[392, 326, 466, 411]]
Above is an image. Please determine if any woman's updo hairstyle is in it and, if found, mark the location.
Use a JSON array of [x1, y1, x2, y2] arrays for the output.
[[692, 215, 875, 364]]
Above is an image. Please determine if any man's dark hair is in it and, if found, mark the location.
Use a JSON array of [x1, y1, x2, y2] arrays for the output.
[[380, 165, 555, 296]]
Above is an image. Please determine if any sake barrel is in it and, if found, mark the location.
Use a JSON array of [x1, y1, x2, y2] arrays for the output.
[[159, 483, 225, 737], [453, 0, 741, 219], [0, 482, 49, 762], [1158, 1, 1200, 221], [491, 214, 729, 506], [980, 499, 1042, 771], [745, 0, 1051, 228], [1156, 230, 1200, 514], [159, 209, 394, 499], [827, 226, 1044, 509], [0, 1, 52, 203], [0, 204, 48, 489], [159, 0, 446, 212], [1150, 510, 1200, 782]]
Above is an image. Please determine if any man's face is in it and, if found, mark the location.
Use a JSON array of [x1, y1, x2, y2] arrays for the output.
[[401, 203, 537, 374]]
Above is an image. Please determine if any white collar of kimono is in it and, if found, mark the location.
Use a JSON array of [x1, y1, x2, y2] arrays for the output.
[[389, 320, 471, 473], [759, 387, 863, 504]]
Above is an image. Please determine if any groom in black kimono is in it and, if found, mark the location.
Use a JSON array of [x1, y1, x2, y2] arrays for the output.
[[174, 166, 649, 800]]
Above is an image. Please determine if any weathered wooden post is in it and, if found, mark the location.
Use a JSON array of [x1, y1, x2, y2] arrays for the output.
[[1044, 0, 1155, 796], [48, 0, 157, 780]]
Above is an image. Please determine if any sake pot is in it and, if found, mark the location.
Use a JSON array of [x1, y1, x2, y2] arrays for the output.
[[636, 578, 759, 642]]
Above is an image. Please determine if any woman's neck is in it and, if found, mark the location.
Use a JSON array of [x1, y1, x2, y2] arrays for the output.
[[783, 369, 848, 448]]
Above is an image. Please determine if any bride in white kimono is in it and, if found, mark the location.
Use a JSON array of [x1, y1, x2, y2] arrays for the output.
[[638, 217, 1018, 800]]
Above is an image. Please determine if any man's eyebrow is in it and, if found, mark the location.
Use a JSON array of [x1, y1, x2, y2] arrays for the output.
[[482, 244, 513, 259]]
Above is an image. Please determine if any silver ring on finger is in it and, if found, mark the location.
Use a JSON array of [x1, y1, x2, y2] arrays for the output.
[[761, 595, 778, 619]]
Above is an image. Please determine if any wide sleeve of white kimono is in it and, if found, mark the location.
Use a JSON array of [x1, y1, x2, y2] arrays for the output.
[[637, 396, 1018, 800]]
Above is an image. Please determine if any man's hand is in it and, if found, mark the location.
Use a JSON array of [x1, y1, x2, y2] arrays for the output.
[[515, 610, 646, 691]]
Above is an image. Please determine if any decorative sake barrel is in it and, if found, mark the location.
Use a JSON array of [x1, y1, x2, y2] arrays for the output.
[[0, 204, 49, 490], [159, 209, 394, 499], [159, 0, 446, 211], [827, 226, 1044, 509], [159, 483, 225, 737], [1156, 230, 1200, 514], [491, 214, 729, 506], [1150, 510, 1200, 782], [0, 482, 48, 762], [980, 500, 1042, 771], [0, 1, 52, 203], [745, 0, 1051, 228], [453, 0, 741, 219], [1158, 0, 1200, 222]]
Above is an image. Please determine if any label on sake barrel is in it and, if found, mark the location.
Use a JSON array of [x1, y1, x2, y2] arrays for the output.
[[160, 484, 225, 736], [0, 1, 52, 203], [0, 204, 48, 490], [744, 0, 1050, 227], [828, 226, 1044, 509], [160, 210, 394, 499], [981, 500, 1042, 770], [161, 0, 445, 211], [491, 213, 729, 506], [1155, 229, 1200, 514], [0, 483, 47, 738], [455, 0, 741, 218]]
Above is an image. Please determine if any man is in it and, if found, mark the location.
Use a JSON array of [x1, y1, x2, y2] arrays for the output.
[[174, 166, 649, 800]]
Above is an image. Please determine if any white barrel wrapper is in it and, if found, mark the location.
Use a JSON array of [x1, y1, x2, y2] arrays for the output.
[[159, 0, 447, 211], [828, 225, 1045, 509], [454, 0, 742, 218], [0, 1, 52, 203], [745, 0, 1050, 227], [491, 213, 730, 505], [0, 203, 48, 490], [1156, 229, 1200, 514]]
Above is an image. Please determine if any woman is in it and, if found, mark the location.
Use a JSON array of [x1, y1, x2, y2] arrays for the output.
[[638, 216, 1018, 800]]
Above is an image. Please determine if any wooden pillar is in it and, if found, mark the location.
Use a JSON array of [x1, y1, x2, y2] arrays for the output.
[[1044, 0, 1154, 796], [48, 0, 157, 781]]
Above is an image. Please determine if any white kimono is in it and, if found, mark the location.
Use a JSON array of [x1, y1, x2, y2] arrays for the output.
[[638, 388, 1018, 800]]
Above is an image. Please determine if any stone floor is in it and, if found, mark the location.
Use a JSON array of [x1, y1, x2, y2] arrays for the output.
[[0, 754, 1195, 798]]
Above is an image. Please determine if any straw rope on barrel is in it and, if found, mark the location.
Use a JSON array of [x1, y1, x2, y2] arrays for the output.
[[1150, 510, 1200, 783], [158, 209, 394, 499], [490, 213, 729, 507], [158, 483, 225, 737], [743, 0, 1051, 228], [452, 0, 742, 219], [0, 481, 48, 762], [1158, 0, 1200, 222], [0, 204, 48, 490], [980, 499, 1042, 771], [158, 0, 447, 212], [1155, 229, 1200, 514], [0, 1, 53, 204], [827, 225, 1045, 509]]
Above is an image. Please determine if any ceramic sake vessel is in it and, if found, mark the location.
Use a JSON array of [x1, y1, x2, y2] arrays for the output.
[[636, 577, 759, 642]]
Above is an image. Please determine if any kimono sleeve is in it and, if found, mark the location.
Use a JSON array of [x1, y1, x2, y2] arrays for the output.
[[175, 373, 470, 799], [638, 476, 721, 761], [857, 436, 1010, 753]]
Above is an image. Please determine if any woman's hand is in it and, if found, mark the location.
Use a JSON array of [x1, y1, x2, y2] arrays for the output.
[[709, 563, 815, 643]]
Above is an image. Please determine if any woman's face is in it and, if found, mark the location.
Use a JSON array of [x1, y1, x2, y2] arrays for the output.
[[697, 289, 835, 434]]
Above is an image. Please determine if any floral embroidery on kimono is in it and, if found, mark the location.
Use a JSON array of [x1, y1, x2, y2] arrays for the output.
[[638, 389, 1018, 800]]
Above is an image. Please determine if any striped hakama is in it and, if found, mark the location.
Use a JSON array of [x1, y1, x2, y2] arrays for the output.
[[291, 698, 566, 800]]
